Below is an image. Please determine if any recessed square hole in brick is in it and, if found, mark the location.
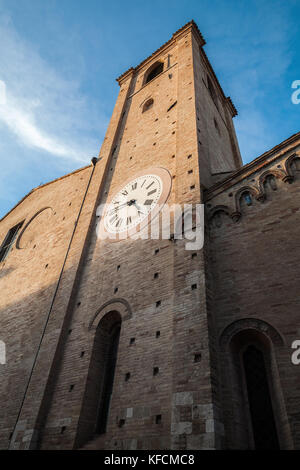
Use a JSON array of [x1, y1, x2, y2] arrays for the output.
[[118, 419, 125, 428], [190, 185, 195, 190], [156, 414, 162, 424], [153, 367, 159, 376], [61, 426, 66, 434], [187, 154, 192, 159], [130, 338, 135, 345], [154, 273, 159, 279], [191, 253, 197, 259], [154, 248, 159, 255], [188, 170, 193, 174], [69, 384, 74, 392], [80, 351, 85, 358], [156, 331, 160, 338], [117, 265, 121, 271], [156, 301, 161, 308], [194, 353, 202, 363], [114, 287, 118, 294], [125, 372, 131, 382], [191, 284, 197, 290]]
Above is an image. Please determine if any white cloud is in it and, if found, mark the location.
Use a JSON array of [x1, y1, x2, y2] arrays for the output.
[[0, 14, 105, 163], [0, 89, 87, 162]]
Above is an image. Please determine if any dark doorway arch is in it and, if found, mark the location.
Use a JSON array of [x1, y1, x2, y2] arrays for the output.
[[75, 310, 122, 447], [242, 344, 279, 449], [219, 325, 284, 449]]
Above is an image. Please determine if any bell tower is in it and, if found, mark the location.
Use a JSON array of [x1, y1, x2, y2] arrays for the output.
[[9, 21, 242, 450]]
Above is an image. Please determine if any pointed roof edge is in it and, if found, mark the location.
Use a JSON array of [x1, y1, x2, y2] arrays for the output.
[[0, 163, 92, 223]]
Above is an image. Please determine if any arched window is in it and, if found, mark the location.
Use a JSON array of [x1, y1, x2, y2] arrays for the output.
[[241, 191, 252, 207], [142, 98, 154, 113], [76, 311, 121, 446], [144, 62, 164, 84], [223, 328, 281, 449]]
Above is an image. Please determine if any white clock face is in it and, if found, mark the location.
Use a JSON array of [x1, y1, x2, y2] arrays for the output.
[[104, 174, 163, 234]]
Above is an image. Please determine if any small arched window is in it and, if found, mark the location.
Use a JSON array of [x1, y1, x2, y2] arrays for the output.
[[264, 174, 277, 192], [142, 98, 154, 113], [144, 62, 164, 84], [290, 157, 300, 173], [242, 191, 252, 206]]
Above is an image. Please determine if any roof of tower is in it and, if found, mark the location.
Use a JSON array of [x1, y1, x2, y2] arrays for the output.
[[116, 20, 238, 117]]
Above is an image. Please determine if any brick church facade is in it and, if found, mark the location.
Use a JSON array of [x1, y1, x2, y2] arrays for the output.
[[0, 21, 299, 450]]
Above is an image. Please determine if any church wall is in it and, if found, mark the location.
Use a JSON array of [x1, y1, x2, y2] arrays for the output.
[[207, 141, 300, 448], [0, 166, 92, 449]]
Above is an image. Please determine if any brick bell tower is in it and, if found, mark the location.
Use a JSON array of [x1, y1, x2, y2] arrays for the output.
[[8, 21, 242, 450]]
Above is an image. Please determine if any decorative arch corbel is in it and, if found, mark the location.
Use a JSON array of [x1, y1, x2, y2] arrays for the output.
[[285, 153, 300, 182], [208, 205, 232, 227], [258, 169, 286, 192], [88, 298, 132, 331]]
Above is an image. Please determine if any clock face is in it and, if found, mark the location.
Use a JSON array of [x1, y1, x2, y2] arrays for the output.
[[99, 167, 171, 240]]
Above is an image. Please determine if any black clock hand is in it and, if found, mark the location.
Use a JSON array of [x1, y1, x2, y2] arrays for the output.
[[107, 201, 129, 214]]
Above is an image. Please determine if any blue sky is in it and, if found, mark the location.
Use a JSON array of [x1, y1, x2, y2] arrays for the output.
[[0, 0, 299, 218]]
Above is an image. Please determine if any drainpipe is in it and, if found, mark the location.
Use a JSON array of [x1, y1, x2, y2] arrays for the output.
[[8, 157, 98, 449]]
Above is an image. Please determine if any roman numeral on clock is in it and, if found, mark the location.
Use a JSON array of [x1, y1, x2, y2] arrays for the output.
[[147, 189, 157, 196], [144, 199, 153, 205], [109, 214, 118, 224], [127, 216, 132, 225], [132, 183, 137, 190], [146, 181, 154, 190]]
